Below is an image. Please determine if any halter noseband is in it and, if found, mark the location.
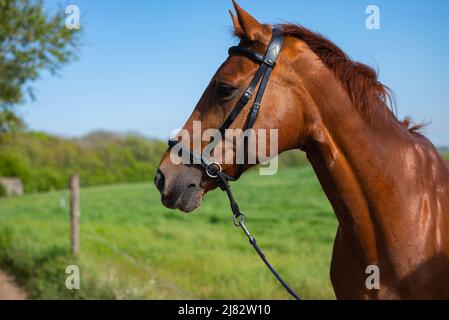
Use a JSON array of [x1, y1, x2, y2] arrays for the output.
[[167, 29, 301, 300]]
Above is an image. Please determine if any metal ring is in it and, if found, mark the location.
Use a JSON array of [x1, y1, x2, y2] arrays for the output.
[[206, 162, 222, 178], [233, 213, 246, 227]]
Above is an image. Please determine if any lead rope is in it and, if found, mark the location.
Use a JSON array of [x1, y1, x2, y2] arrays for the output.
[[215, 171, 301, 301]]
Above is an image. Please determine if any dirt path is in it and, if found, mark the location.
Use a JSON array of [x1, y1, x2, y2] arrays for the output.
[[0, 269, 27, 300]]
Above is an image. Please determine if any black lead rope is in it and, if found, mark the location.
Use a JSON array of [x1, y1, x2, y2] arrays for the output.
[[215, 171, 301, 301]]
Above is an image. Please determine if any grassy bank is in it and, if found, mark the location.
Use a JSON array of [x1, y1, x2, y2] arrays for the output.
[[0, 166, 337, 299]]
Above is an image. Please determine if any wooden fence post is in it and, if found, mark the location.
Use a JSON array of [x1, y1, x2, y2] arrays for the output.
[[70, 174, 80, 256]]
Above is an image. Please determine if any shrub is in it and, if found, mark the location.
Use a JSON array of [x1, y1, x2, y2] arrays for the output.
[[0, 150, 31, 181], [0, 131, 166, 193]]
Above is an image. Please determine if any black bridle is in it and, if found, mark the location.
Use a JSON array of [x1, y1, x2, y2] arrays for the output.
[[168, 28, 301, 300]]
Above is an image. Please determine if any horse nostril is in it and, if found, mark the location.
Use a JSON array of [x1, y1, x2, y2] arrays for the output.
[[154, 169, 165, 193]]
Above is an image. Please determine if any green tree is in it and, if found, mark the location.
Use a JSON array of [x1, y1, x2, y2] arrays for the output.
[[0, 109, 25, 133], [0, 0, 80, 131]]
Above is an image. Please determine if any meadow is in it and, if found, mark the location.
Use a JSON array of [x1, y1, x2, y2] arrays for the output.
[[0, 166, 337, 300]]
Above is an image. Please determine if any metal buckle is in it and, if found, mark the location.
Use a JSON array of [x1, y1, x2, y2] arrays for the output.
[[206, 162, 222, 178], [263, 58, 276, 67], [240, 92, 252, 103], [233, 213, 246, 227]]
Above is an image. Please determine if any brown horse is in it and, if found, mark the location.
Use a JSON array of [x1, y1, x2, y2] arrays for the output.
[[155, 1, 449, 299]]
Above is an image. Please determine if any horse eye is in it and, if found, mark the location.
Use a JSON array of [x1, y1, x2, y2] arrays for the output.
[[217, 83, 236, 100]]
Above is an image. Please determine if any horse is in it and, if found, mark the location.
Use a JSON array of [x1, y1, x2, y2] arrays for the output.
[[154, 1, 449, 299]]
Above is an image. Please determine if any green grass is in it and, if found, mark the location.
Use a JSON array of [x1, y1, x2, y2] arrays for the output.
[[0, 166, 337, 299]]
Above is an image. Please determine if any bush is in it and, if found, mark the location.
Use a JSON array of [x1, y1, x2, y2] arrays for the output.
[[0, 150, 31, 181], [0, 131, 166, 193]]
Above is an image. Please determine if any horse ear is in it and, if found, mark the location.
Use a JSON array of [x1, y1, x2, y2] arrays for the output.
[[229, 10, 243, 38], [232, 0, 267, 42]]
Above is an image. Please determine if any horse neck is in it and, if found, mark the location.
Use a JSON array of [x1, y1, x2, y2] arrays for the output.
[[301, 75, 406, 265]]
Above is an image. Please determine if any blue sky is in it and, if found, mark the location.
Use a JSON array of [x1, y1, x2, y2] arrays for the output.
[[20, 0, 449, 146]]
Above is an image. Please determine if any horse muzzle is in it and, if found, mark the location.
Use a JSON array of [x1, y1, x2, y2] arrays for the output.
[[154, 166, 204, 213]]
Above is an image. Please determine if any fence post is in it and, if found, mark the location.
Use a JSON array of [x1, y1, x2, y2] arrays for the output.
[[70, 174, 80, 256]]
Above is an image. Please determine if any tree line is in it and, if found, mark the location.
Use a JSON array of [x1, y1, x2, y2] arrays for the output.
[[0, 131, 166, 193], [1, 129, 447, 196], [0, 130, 311, 195]]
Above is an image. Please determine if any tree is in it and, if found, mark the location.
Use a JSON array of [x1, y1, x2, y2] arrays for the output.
[[0, 109, 24, 133], [0, 0, 80, 131]]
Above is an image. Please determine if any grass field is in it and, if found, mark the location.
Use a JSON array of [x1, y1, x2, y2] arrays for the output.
[[0, 166, 338, 299]]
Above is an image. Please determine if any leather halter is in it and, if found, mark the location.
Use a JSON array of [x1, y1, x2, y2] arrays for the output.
[[167, 28, 301, 300], [168, 28, 283, 181]]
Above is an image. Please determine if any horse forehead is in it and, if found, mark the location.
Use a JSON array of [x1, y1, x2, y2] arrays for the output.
[[217, 56, 257, 80]]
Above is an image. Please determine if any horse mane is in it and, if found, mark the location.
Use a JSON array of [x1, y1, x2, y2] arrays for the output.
[[278, 23, 424, 133]]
